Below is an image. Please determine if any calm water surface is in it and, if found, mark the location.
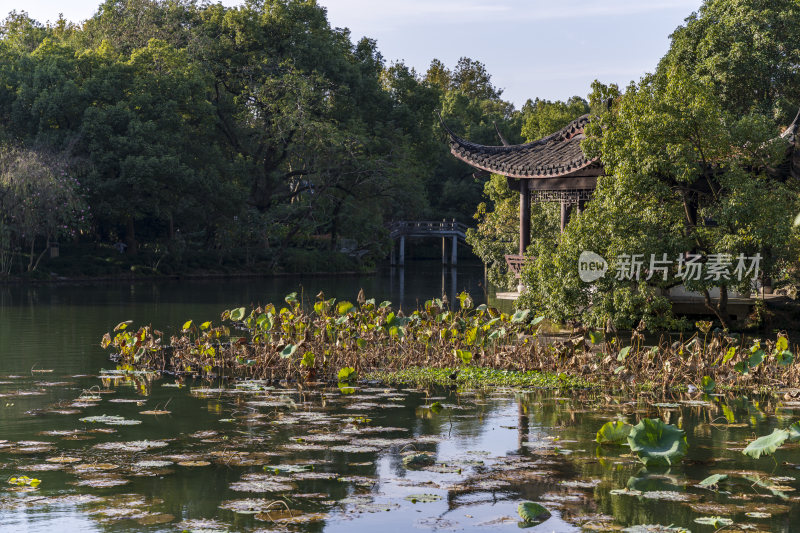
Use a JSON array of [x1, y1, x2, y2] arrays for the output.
[[0, 262, 798, 532]]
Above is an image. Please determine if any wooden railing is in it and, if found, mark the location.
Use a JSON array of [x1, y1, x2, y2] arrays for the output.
[[388, 220, 469, 240], [504, 254, 529, 279]]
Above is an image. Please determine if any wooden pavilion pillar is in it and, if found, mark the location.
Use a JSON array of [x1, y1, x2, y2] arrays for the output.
[[560, 201, 573, 233], [519, 179, 530, 255]]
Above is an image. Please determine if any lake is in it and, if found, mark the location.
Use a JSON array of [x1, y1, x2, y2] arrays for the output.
[[0, 261, 797, 532]]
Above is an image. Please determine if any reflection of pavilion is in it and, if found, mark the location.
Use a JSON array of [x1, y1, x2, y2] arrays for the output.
[[442, 115, 600, 282]]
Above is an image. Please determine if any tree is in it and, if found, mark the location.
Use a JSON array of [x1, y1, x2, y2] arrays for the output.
[[662, 0, 800, 123], [0, 145, 87, 274], [521, 96, 588, 141], [519, 70, 799, 330]]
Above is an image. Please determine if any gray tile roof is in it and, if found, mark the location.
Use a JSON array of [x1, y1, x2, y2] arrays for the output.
[[445, 114, 599, 179]]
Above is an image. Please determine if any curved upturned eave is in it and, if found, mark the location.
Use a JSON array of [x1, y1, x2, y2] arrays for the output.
[[443, 113, 600, 179], [448, 147, 599, 179]]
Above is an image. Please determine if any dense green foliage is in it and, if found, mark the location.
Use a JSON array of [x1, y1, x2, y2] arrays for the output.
[[0, 0, 526, 277], [661, 0, 800, 122], [520, 69, 799, 329], [475, 0, 800, 330]]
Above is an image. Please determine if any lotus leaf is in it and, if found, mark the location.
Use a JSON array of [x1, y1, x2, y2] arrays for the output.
[[627, 418, 688, 466], [694, 516, 733, 527], [517, 501, 550, 523], [264, 464, 312, 474], [79, 414, 141, 426], [617, 346, 631, 362], [405, 493, 442, 503], [743, 428, 790, 459], [596, 420, 633, 445], [698, 474, 727, 488], [8, 476, 40, 487], [788, 421, 800, 442], [511, 310, 530, 324], [338, 367, 356, 382], [402, 453, 435, 469], [622, 526, 689, 533]]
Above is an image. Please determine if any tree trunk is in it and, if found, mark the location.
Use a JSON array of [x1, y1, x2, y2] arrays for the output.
[[703, 285, 729, 330], [126, 216, 138, 256], [30, 234, 51, 272], [27, 237, 35, 272], [329, 202, 343, 251], [682, 190, 697, 228]]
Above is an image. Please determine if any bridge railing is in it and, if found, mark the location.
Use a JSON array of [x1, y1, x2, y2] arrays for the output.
[[388, 220, 469, 238]]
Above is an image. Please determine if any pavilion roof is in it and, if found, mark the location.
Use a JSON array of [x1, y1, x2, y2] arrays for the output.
[[444, 114, 600, 179]]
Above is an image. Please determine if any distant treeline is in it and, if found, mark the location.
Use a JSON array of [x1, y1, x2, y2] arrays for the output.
[[0, 0, 583, 277]]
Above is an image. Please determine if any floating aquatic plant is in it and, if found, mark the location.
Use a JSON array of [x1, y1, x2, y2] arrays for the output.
[[596, 420, 633, 445], [694, 516, 733, 527], [517, 501, 550, 523], [404, 493, 442, 503], [627, 418, 688, 467], [7, 476, 40, 487], [402, 453, 435, 469], [697, 474, 727, 489], [79, 415, 141, 426], [743, 422, 800, 459]]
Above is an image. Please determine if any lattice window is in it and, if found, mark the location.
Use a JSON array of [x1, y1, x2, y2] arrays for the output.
[[529, 189, 593, 204]]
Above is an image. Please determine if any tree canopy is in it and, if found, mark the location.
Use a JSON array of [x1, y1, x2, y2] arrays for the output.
[[506, 0, 800, 329], [0, 0, 522, 276]]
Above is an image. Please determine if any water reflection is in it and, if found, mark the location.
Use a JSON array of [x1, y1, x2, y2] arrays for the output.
[[1, 370, 799, 532], [388, 265, 465, 310]]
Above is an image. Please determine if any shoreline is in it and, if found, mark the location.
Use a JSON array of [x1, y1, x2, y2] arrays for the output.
[[0, 268, 379, 286]]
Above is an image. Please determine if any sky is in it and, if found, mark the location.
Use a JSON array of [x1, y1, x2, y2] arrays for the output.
[[5, 0, 705, 108]]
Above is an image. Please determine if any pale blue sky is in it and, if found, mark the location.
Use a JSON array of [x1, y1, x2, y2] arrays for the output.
[[5, 0, 704, 108]]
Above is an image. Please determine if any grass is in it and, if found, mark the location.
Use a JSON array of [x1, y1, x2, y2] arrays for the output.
[[364, 366, 591, 389]]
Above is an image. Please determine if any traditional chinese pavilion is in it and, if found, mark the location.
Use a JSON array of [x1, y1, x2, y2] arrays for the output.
[[442, 107, 800, 296], [442, 114, 602, 277]]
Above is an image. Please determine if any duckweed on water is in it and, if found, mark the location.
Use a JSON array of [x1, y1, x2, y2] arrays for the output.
[[365, 366, 588, 388]]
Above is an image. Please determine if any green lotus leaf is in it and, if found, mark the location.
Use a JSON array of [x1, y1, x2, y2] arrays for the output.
[[698, 474, 727, 488], [742, 428, 790, 459], [337, 301, 354, 315], [787, 421, 800, 442], [694, 516, 733, 527], [617, 346, 631, 362], [280, 344, 297, 359], [596, 420, 633, 445], [402, 453, 435, 469], [627, 418, 688, 467], [511, 309, 530, 324], [588, 330, 604, 344], [517, 501, 550, 523]]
